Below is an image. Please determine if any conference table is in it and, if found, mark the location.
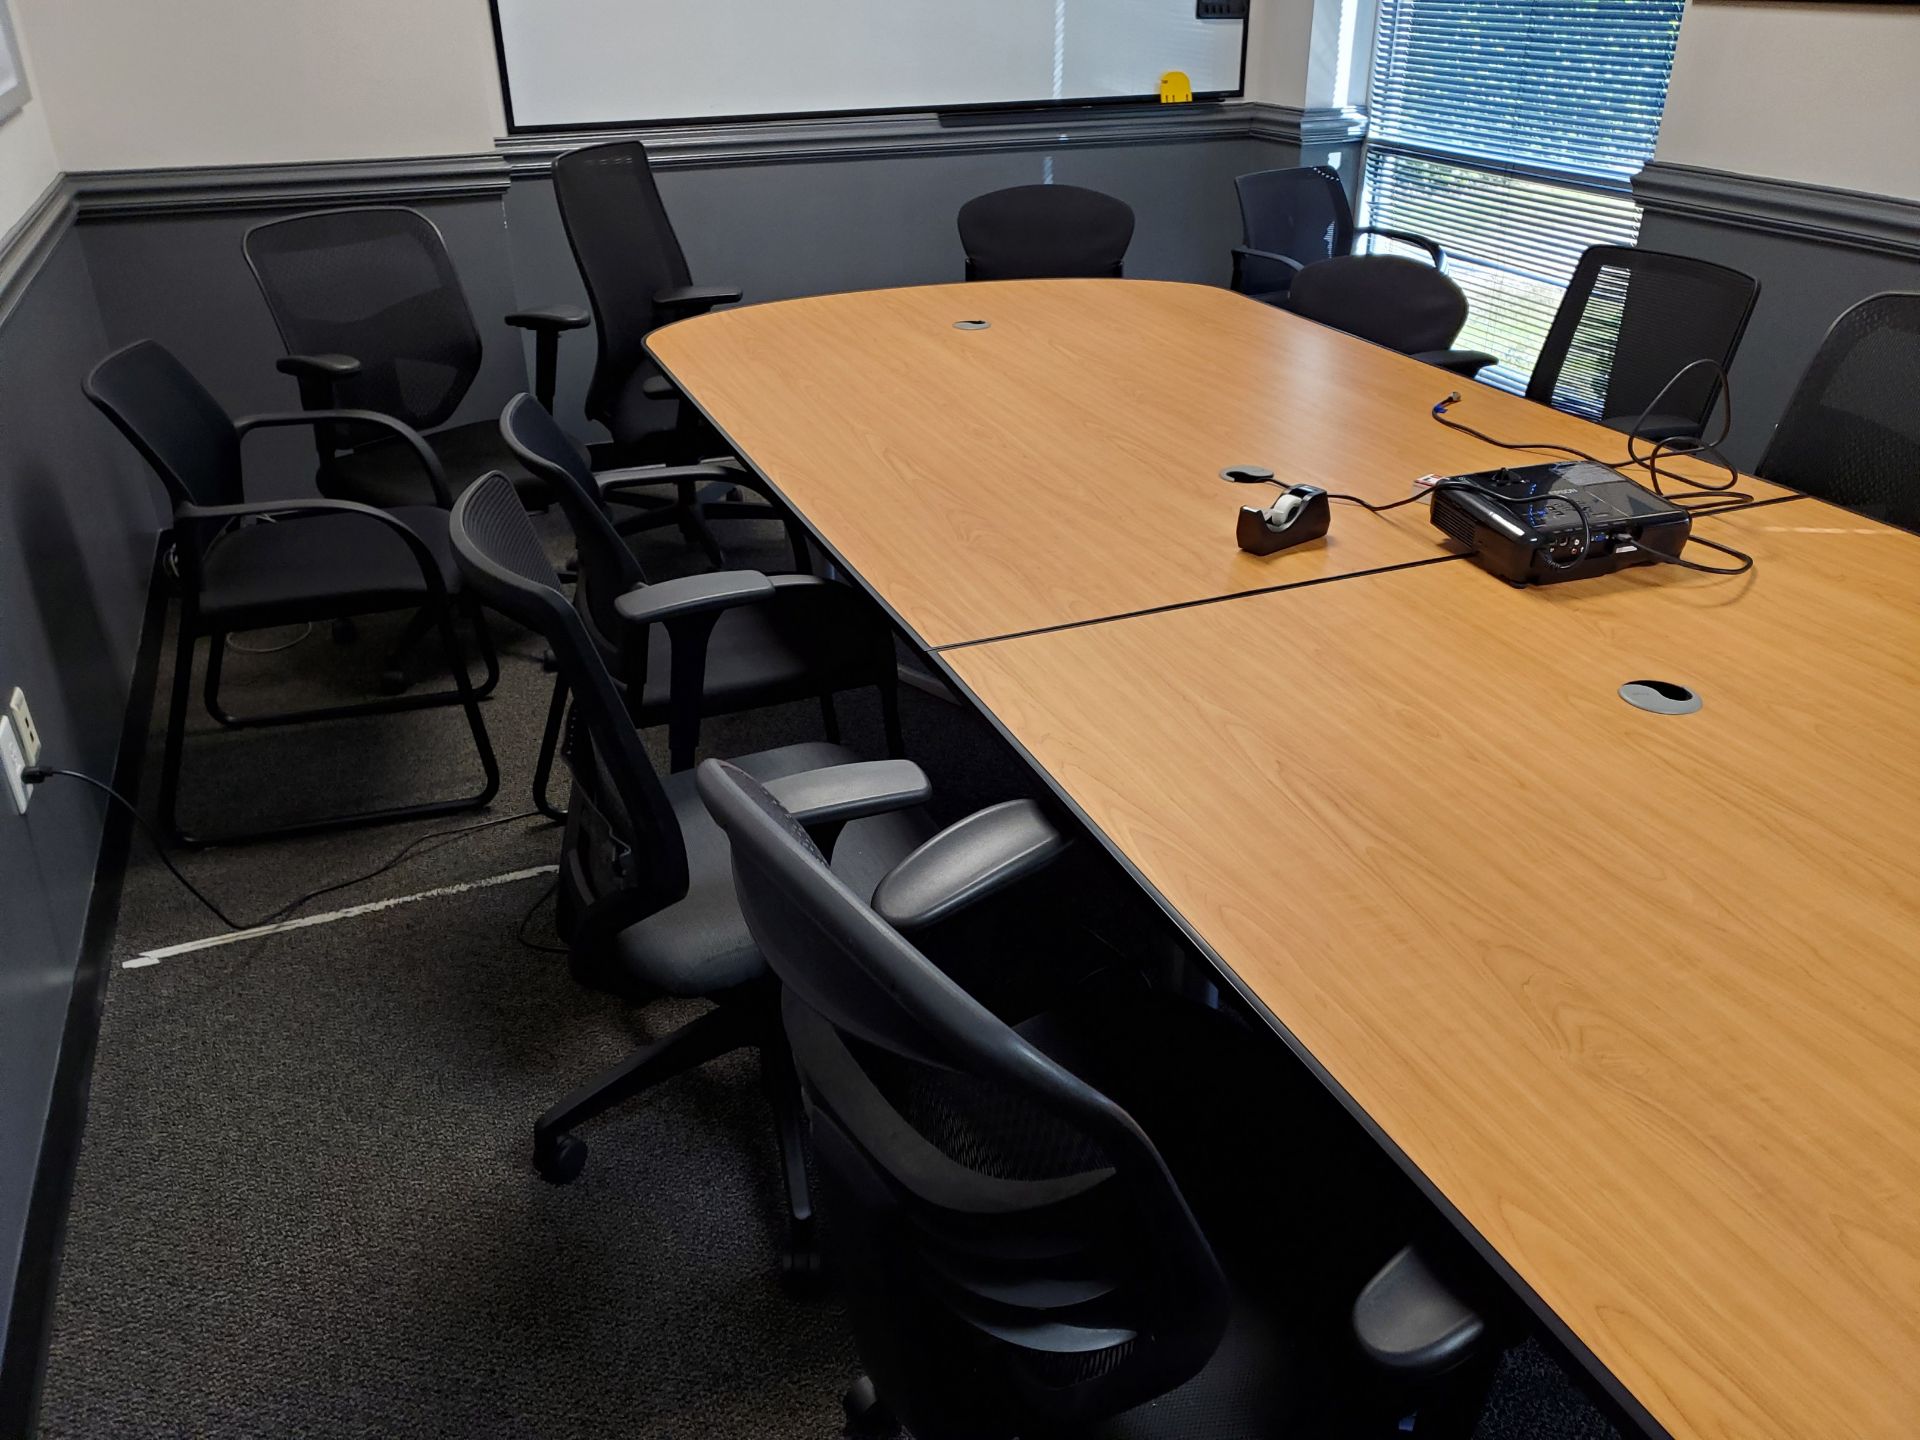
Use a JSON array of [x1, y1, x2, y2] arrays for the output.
[[652, 280, 1920, 1440]]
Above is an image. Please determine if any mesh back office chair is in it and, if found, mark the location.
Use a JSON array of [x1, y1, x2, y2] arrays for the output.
[[86, 340, 498, 847], [1232, 166, 1442, 304], [698, 759, 1496, 1440], [1528, 246, 1759, 442], [449, 473, 930, 1276], [1284, 256, 1497, 377], [1755, 291, 1920, 530], [498, 394, 902, 820], [554, 141, 778, 564], [958, 185, 1137, 281], [244, 207, 588, 508]]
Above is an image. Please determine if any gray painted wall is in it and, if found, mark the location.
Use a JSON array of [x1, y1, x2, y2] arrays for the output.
[[78, 196, 531, 491], [1637, 208, 1920, 470], [0, 222, 160, 1368]]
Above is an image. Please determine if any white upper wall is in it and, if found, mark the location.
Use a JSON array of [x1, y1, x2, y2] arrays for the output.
[[1247, 0, 1314, 105], [12, 0, 505, 171], [8, 0, 1329, 180], [0, 6, 61, 232], [1656, 1, 1920, 202]]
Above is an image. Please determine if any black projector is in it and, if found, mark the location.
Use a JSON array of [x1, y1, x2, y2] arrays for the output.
[[1428, 462, 1693, 585]]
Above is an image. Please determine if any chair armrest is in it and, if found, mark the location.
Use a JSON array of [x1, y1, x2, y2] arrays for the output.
[[1232, 247, 1306, 299], [598, 462, 743, 501], [1356, 226, 1445, 266], [236, 408, 452, 507], [873, 800, 1070, 935], [1232, 246, 1306, 273], [1352, 1246, 1488, 1379], [619, 569, 777, 770], [641, 374, 679, 402], [615, 570, 776, 628], [1228, 247, 1305, 276], [505, 307, 591, 411], [505, 306, 590, 333], [764, 760, 933, 830], [273, 355, 362, 446], [655, 285, 743, 317], [1411, 349, 1499, 380], [276, 353, 362, 380]]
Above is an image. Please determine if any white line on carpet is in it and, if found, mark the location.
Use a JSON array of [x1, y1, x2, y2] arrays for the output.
[[121, 865, 561, 970]]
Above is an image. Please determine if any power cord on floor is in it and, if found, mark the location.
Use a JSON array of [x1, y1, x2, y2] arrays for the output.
[[22, 766, 553, 933], [516, 876, 570, 955]]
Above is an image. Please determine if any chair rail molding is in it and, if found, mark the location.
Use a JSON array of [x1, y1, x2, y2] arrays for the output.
[[68, 155, 513, 221], [497, 101, 1315, 175], [0, 176, 78, 326], [1634, 162, 1920, 263], [52, 102, 1376, 221]]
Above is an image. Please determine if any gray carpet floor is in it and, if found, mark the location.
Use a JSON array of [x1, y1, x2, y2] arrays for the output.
[[36, 512, 1619, 1438]]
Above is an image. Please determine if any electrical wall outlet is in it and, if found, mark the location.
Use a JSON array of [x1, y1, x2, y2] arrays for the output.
[[7, 688, 40, 767], [1, 716, 30, 815]]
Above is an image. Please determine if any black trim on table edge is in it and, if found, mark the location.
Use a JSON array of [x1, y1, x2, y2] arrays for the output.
[[646, 326, 1688, 1440], [0, 538, 169, 1439]]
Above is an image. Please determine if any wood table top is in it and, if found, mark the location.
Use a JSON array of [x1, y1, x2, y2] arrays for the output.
[[651, 280, 1782, 648], [944, 501, 1920, 1440]]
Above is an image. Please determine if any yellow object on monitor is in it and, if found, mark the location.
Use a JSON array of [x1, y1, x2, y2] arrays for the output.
[[1159, 71, 1194, 104]]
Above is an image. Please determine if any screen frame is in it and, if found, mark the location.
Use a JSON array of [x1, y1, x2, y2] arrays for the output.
[[486, 0, 1250, 135]]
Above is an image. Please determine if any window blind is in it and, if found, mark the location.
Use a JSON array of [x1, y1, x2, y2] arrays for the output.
[[1360, 0, 1685, 389]]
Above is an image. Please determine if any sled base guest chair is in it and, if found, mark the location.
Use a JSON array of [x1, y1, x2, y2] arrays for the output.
[[499, 394, 902, 821], [958, 185, 1137, 281], [1528, 245, 1759, 443], [86, 340, 499, 848], [1283, 255, 1498, 378], [555, 140, 782, 565], [1233, 165, 1443, 306], [1755, 290, 1920, 531], [449, 472, 930, 1281], [698, 757, 1500, 1440], [245, 205, 589, 510]]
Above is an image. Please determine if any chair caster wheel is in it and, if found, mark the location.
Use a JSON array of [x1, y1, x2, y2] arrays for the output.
[[781, 1239, 826, 1296], [534, 1133, 587, 1184], [331, 619, 359, 644], [842, 1377, 899, 1439]]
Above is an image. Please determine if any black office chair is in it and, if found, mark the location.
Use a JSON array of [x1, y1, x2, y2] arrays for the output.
[[1232, 166, 1442, 305], [1283, 255, 1498, 377], [697, 757, 1495, 1439], [958, 185, 1136, 281], [244, 206, 589, 509], [1527, 245, 1759, 442], [1756, 291, 1920, 531], [449, 472, 934, 1278], [498, 394, 902, 819], [554, 141, 779, 563], [86, 340, 498, 848]]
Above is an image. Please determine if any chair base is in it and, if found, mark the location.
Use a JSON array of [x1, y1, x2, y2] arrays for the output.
[[530, 992, 819, 1284], [159, 596, 499, 849], [203, 602, 500, 732]]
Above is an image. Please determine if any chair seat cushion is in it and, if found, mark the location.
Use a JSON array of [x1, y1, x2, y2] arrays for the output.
[[629, 584, 881, 723], [328, 420, 547, 509], [608, 741, 928, 996], [197, 505, 459, 627]]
